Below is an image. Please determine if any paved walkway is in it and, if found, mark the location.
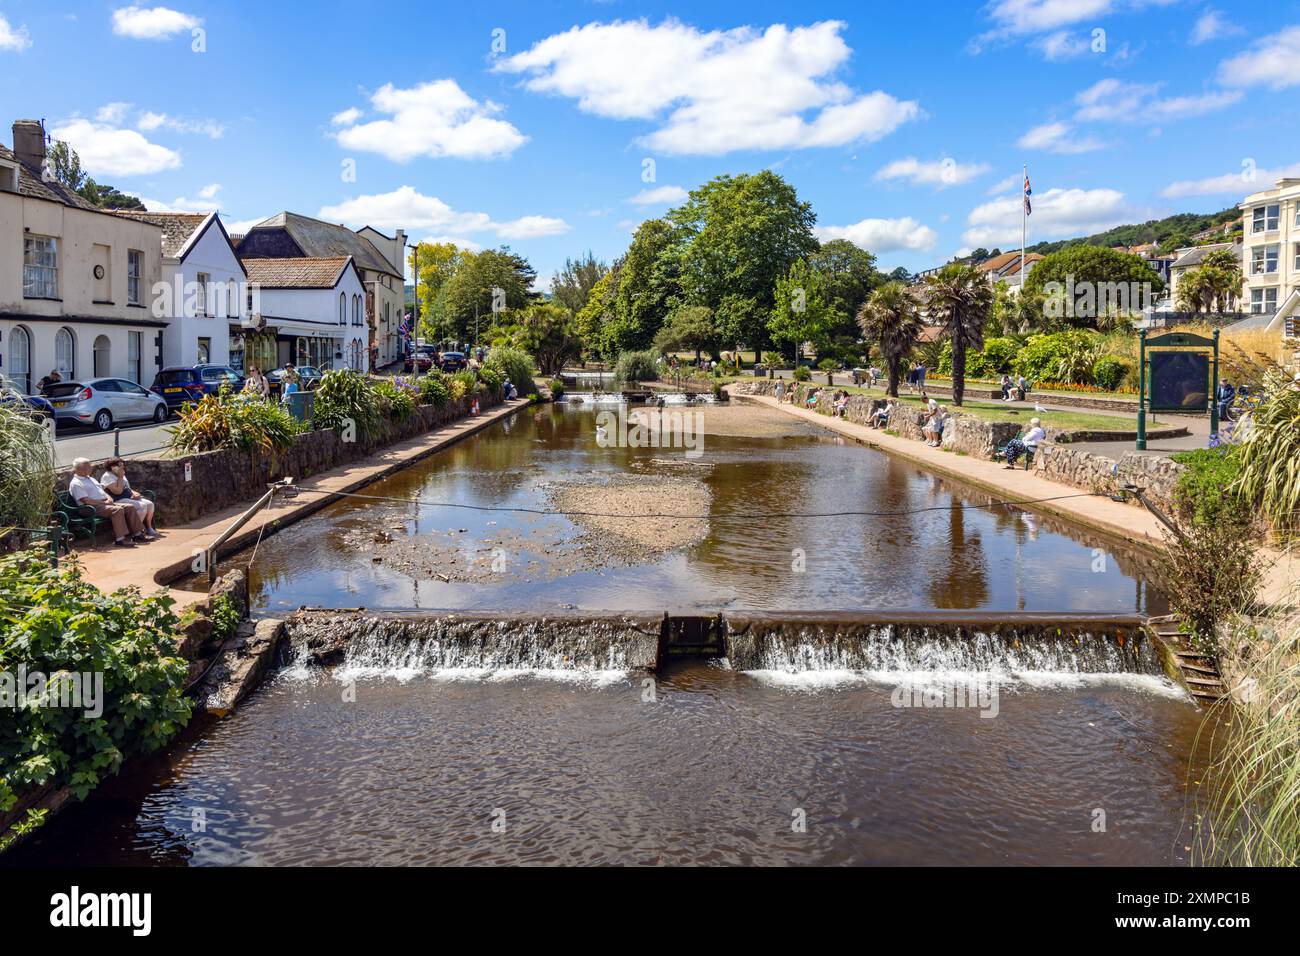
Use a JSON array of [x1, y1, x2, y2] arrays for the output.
[[735, 392, 1296, 607], [71, 398, 531, 607]]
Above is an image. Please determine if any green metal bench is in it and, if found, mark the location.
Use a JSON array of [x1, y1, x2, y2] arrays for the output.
[[995, 432, 1035, 470], [55, 489, 158, 544]]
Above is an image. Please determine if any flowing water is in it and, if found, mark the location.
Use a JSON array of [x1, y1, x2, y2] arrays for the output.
[[8, 401, 1209, 867]]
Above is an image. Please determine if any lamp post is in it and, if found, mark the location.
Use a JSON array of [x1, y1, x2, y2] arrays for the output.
[[1136, 329, 1147, 450]]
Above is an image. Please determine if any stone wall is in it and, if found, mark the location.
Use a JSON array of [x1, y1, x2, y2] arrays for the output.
[[54, 390, 502, 527], [1031, 443, 1184, 514]]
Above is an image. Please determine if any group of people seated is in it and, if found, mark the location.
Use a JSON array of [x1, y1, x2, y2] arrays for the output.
[[921, 399, 948, 447], [67, 457, 159, 548], [999, 374, 1031, 402]]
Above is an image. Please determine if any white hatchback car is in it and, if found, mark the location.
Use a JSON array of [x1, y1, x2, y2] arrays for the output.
[[43, 377, 170, 431]]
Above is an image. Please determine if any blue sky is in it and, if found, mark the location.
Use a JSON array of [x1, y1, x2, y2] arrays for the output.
[[2, 1, 1299, 284]]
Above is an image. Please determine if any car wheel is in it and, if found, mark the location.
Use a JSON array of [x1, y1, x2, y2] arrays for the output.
[[94, 409, 113, 432], [153, 404, 168, 423]]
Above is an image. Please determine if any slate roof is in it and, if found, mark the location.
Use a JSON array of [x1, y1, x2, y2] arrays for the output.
[[239, 211, 399, 278], [0, 143, 103, 212], [1171, 241, 1242, 270], [242, 256, 353, 288], [113, 211, 211, 257], [977, 251, 1043, 277]]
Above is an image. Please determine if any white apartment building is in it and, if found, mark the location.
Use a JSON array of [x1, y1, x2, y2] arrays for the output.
[[240, 256, 369, 372], [1, 120, 167, 394], [1239, 179, 1300, 356]]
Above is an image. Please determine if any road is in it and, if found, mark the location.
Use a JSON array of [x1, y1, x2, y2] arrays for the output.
[[51, 421, 174, 468]]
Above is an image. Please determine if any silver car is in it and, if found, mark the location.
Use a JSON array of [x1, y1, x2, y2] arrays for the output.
[[43, 377, 170, 431]]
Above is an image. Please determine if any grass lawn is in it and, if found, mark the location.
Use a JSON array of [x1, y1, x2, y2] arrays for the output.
[[805, 383, 1162, 432]]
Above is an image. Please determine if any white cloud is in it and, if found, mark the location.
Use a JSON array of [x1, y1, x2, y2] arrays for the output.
[[332, 80, 526, 161], [628, 185, 688, 205], [0, 13, 32, 51], [96, 102, 133, 124], [134, 183, 222, 212], [816, 217, 938, 252], [50, 118, 181, 176], [1219, 25, 1300, 90], [137, 111, 225, 138], [874, 157, 991, 189], [1073, 78, 1241, 122], [223, 216, 270, 235], [496, 19, 920, 155], [1017, 121, 1105, 153], [987, 173, 1020, 195], [1033, 30, 1091, 60], [1190, 10, 1243, 46], [317, 186, 569, 241], [1160, 162, 1300, 199], [111, 5, 201, 39], [962, 186, 1138, 247], [972, 0, 1176, 51], [417, 235, 484, 252]]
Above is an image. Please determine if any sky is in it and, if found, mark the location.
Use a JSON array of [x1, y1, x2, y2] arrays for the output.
[[2, 1, 1299, 286]]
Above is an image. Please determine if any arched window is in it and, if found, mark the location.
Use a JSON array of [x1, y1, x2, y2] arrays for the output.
[[339, 293, 346, 325], [55, 327, 75, 380], [93, 334, 111, 377], [353, 295, 361, 326], [9, 325, 31, 394]]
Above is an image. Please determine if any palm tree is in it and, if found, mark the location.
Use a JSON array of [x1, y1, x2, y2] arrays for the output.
[[923, 264, 993, 407], [856, 281, 923, 397]]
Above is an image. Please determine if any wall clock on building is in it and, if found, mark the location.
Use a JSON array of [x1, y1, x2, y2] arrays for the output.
[[93, 264, 105, 279]]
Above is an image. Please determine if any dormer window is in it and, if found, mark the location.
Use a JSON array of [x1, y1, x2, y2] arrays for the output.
[[0, 159, 18, 193]]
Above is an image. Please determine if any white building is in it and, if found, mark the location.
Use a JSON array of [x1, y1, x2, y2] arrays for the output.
[[114, 211, 248, 369], [1237, 178, 1300, 366], [240, 256, 368, 372], [1, 120, 167, 393]]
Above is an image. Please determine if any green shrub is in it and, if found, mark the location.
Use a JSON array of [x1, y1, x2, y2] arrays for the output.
[[980, 337, 1019, 375], [1014, 330, 1099, 382], [1233, 369, 1300, 539], [1090, 356, 1130, 391], [476, 364, 505, 392], [613, 350, 660, 385], [416, 372, 450, 407], [168, 388, 302, 455], [792, 366, 812, 382], [1170, 446, 1248, 527], [549, 378, 566, 399], [0, 391, 55, 532], [313, 369, 379, 434], [817, 358, 839, 372], [371, 378, 417, 422], [0, 550, 192, 818], [483, 346, 534, 392]]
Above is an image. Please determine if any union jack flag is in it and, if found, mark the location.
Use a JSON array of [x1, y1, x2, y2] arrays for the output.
[[1023, 173, 1033, 216]]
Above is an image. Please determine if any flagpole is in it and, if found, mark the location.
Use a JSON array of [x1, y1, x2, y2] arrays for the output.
[[1021, 163, 1027, 290]]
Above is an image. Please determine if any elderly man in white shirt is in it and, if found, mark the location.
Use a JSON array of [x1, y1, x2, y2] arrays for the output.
[[68, 457, 147, 548]]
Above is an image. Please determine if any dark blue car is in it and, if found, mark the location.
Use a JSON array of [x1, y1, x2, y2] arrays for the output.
[[150, 365, 245, 409], [0, 391, 55, 421]]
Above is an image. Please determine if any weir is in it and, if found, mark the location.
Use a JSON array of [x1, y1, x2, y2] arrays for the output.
[[280, 608, 1172, 683]]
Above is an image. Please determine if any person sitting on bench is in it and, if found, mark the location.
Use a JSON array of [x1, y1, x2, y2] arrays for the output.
[[1004, 418, 1045, 468], [868, 400, 894, 428], [68, 457, 148, 547]]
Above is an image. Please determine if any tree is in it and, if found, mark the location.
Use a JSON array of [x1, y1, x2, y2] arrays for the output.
[[809, 238, 880, 343], [506, 302, 581, 375], [653, 305, 717, 361], [605, 219, 682, 358], [80, 182, 146, 210], [575, 267, 619, 357], [1023, 245, 1166, 328], [437, 247, 536, 344], [923, 264, 993, 407], [670, 170, 817, 362], [856, 282, 923, 397], [409, 241, 464, 339], [768, 258, 833, 362], [550, 251, 608, 316], [886, 266, 913, 284], [46, 140, 146, 210]]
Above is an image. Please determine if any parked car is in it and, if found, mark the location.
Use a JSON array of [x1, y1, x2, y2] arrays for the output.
[[439, 351, 468, 372], [150, 365, 245, 409], [403, 350, 434, 373], [44, 378, 170, 430], [0, 389, 55, 422], [267, 366, 324, 395]]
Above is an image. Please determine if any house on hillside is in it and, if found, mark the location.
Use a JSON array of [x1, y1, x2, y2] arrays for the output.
[[240, 256, 368, 372], [1167, 241, 1242, 308], [976, 251, 1043, 290], [1237, 178, 1300, 366], [0, 119, 167, 394], [235, 213, 405, 371], [113, 211, 248, 370]]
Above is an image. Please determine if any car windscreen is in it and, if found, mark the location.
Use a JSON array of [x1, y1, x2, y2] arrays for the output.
[[43, 383, 85, 398], [154, 370, 197, 386]]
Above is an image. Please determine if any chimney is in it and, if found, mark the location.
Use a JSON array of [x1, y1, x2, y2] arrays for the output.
[[12, 119, 46, 173], [394, 229, 407, 272]]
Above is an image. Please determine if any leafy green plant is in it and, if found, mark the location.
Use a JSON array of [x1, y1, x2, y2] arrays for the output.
[[612, 350, 660, 385], [313, 369, 379, 434], [1014, 330, 1099, 383], [0, 550, 192, 828], [476, 363, 505, 392], [549, 378, 566, 399], [208, 593, 241, 645], [1090, 356, 1130, 391], [1157, 512, 1262, 653], [372, 378, 417, 422], [1170, 446, 1248, 527], [483, 346, 534, 392], [1233, 369, 1300, 539], [416, 372, 450, 407], [792, 366, 812, 382], [0, 391, 55, 533], [167, 389, 301, 455]]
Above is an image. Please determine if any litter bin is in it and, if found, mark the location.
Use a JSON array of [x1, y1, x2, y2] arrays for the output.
[[283, 390, 315, 423]]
